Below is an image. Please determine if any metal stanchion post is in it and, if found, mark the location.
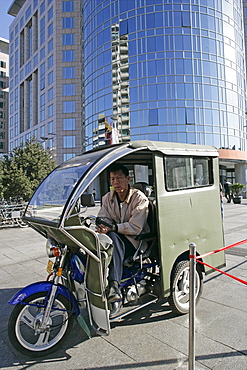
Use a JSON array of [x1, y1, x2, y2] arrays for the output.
[[189, 243, 196, 370]]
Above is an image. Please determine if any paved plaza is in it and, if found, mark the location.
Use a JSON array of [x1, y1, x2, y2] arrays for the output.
[[0, 200, 247, 369]]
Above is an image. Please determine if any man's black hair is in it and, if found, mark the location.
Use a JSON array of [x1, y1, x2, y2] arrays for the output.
[[108, 163, 129, 177]]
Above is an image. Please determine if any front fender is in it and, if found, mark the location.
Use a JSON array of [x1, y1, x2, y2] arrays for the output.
[[8, 281, 80, 316]]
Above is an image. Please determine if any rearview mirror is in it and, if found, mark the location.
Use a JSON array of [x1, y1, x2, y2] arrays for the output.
[[80, 193, 95, 207]]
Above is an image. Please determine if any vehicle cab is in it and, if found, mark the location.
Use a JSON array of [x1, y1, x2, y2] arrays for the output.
[[23, 140, 225, 311]]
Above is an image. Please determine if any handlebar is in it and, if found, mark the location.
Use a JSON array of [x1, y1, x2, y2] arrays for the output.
[[81, 215, 114, 229]]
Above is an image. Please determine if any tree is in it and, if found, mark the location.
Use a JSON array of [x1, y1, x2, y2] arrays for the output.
[[1, 138, 56, 201]]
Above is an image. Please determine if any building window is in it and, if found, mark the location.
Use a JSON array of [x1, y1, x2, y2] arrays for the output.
[[40, 17, 45, 45], [40, 62, 45, 90], [48, 104, 53, 117], [62, 34, 74, 45], [48, 38, 53, 53], [63, 101, 75, 113], [25, 6, 31, 20], [48, 70, 53, 85], [48, 22, 53, 37], [33, 54, 38, 67], [63, 153, 75, 161], [20, 30, 24, 66], [63, 135, 76, 148], [62, 1, 74, 12], [27, 77, 33, 129], [48, 54, 53, 69], [20, 16, 24, 28], [48, 87, 53, 101], [27, 21, 33, 58], [40, 47, 45, 60], [40, 125, 45, 137], [40, 94, 45, 121], [62, 17, 74, 29], [48, 120, 54, 133], [62, 50, 74, 62], [63, 118, 75, 130], [62, 67, 75, 78], [48, 6, 53, 21], [40, 1, 45, 14], [25, 62, 31, 75], [63, 84, 75, 96]]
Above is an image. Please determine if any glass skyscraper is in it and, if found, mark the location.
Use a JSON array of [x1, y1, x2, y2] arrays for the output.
[[84, 0, 246, 156]]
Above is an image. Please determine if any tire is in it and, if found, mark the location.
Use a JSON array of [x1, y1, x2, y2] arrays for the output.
[[8, 292, 74, 357], [168, 260, 203, 315]]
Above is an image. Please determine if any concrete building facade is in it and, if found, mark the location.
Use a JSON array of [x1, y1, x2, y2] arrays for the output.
[[0, 38, 9, 155], [8, 0, 83, 164], [6, 0, 247, 190]]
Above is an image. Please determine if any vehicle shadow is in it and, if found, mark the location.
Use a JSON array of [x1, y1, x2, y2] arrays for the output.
[[0, 290, 176, 368]]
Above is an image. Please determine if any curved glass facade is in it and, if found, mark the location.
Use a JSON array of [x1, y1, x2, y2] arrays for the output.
[[83, 0, 246, 151]]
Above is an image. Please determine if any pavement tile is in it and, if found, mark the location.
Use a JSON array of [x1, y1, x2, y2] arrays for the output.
[[0, 201, 247, 369]]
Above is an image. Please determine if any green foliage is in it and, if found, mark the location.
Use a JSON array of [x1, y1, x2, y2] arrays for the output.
[[1, 137, 56, 201], [229, 183, 245, 196]]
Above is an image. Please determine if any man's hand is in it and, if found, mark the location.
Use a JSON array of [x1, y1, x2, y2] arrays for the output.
[[97, 224, 112, 234]]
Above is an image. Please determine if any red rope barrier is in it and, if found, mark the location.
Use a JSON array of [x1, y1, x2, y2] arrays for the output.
[[195, 238, 247, 260], [197, 260, 247, 286]]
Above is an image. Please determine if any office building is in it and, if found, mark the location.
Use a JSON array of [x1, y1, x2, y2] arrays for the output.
[[8, 0, 83, 164], [7, 0, 247, 186], [83, 0, 247, 185], [0, 37, 9, 155]]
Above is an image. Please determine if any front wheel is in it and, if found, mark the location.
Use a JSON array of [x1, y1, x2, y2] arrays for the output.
[[8, 292, 74, 357], [168, 260, 203, 315]]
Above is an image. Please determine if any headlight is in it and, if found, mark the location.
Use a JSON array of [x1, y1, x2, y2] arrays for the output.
[[46, 239, 61, 257]]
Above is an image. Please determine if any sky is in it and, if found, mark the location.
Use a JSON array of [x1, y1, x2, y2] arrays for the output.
[[0, 0, 15, 41]]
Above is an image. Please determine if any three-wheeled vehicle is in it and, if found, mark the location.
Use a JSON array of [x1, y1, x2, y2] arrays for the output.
[[8, 140, 225, 356]]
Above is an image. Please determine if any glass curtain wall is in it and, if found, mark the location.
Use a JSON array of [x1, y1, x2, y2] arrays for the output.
[[83, 0, 246, 151]]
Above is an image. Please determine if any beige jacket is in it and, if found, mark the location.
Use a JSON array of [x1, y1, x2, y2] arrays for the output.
[[98, 187, 150, 249]]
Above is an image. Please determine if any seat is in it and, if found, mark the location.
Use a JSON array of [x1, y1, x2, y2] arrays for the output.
[[124, 182, 158, 264]]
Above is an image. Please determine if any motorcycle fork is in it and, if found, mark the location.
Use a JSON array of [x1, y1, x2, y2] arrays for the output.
[[39, 246, 68, 332]]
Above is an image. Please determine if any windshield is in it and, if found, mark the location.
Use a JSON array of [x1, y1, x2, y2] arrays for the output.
[[24, 147, 113, 223]]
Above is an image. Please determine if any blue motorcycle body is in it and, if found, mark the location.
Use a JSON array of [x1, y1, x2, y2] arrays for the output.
[[8, 280, 80, 316]]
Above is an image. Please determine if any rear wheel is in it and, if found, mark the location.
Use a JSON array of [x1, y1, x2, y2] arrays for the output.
[[168, 260, 203, 315], [8, 292, 74, 357]]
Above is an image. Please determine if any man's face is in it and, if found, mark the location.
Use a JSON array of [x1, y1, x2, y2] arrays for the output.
[[110, 170, 130, 194]]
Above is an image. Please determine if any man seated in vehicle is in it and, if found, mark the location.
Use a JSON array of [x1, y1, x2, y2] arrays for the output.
[[97, 163, 150, 317]]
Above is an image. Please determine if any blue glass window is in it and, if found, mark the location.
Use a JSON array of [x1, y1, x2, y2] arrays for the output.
[[62, 50, 74, 62], [63, 84, 75, 95], [63, 118, 76, 130], [62, 17, 74, 29], [48, 22, 53, 37], [64, 153, 76, 161], [149, 109, 158, 126], [40, 1, 45, 14], [48, 6, 53, 21], [48, 55, 53, 69], [62, 1, 74, 12], [25, 6, 31, 20], [62, 67, 75, 78], [40, 62, 45, 90], [63, 101, 75, 113], [48, 104, 53, 117], [48, 39, 53, 53], [62, 34, 75, 45], [48, 87, 53, 101], [40, 94, 45, 121], [48, 70, 53, 85], [40, 17, 45, 45], [63, 135, 76, 148]]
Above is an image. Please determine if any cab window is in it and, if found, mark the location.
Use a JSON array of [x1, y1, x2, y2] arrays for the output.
[[165, 156, 213, 191]]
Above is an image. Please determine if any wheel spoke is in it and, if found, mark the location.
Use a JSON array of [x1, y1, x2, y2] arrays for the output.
[[34, 331, 50, 347], [20, 309, 36, 329]]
